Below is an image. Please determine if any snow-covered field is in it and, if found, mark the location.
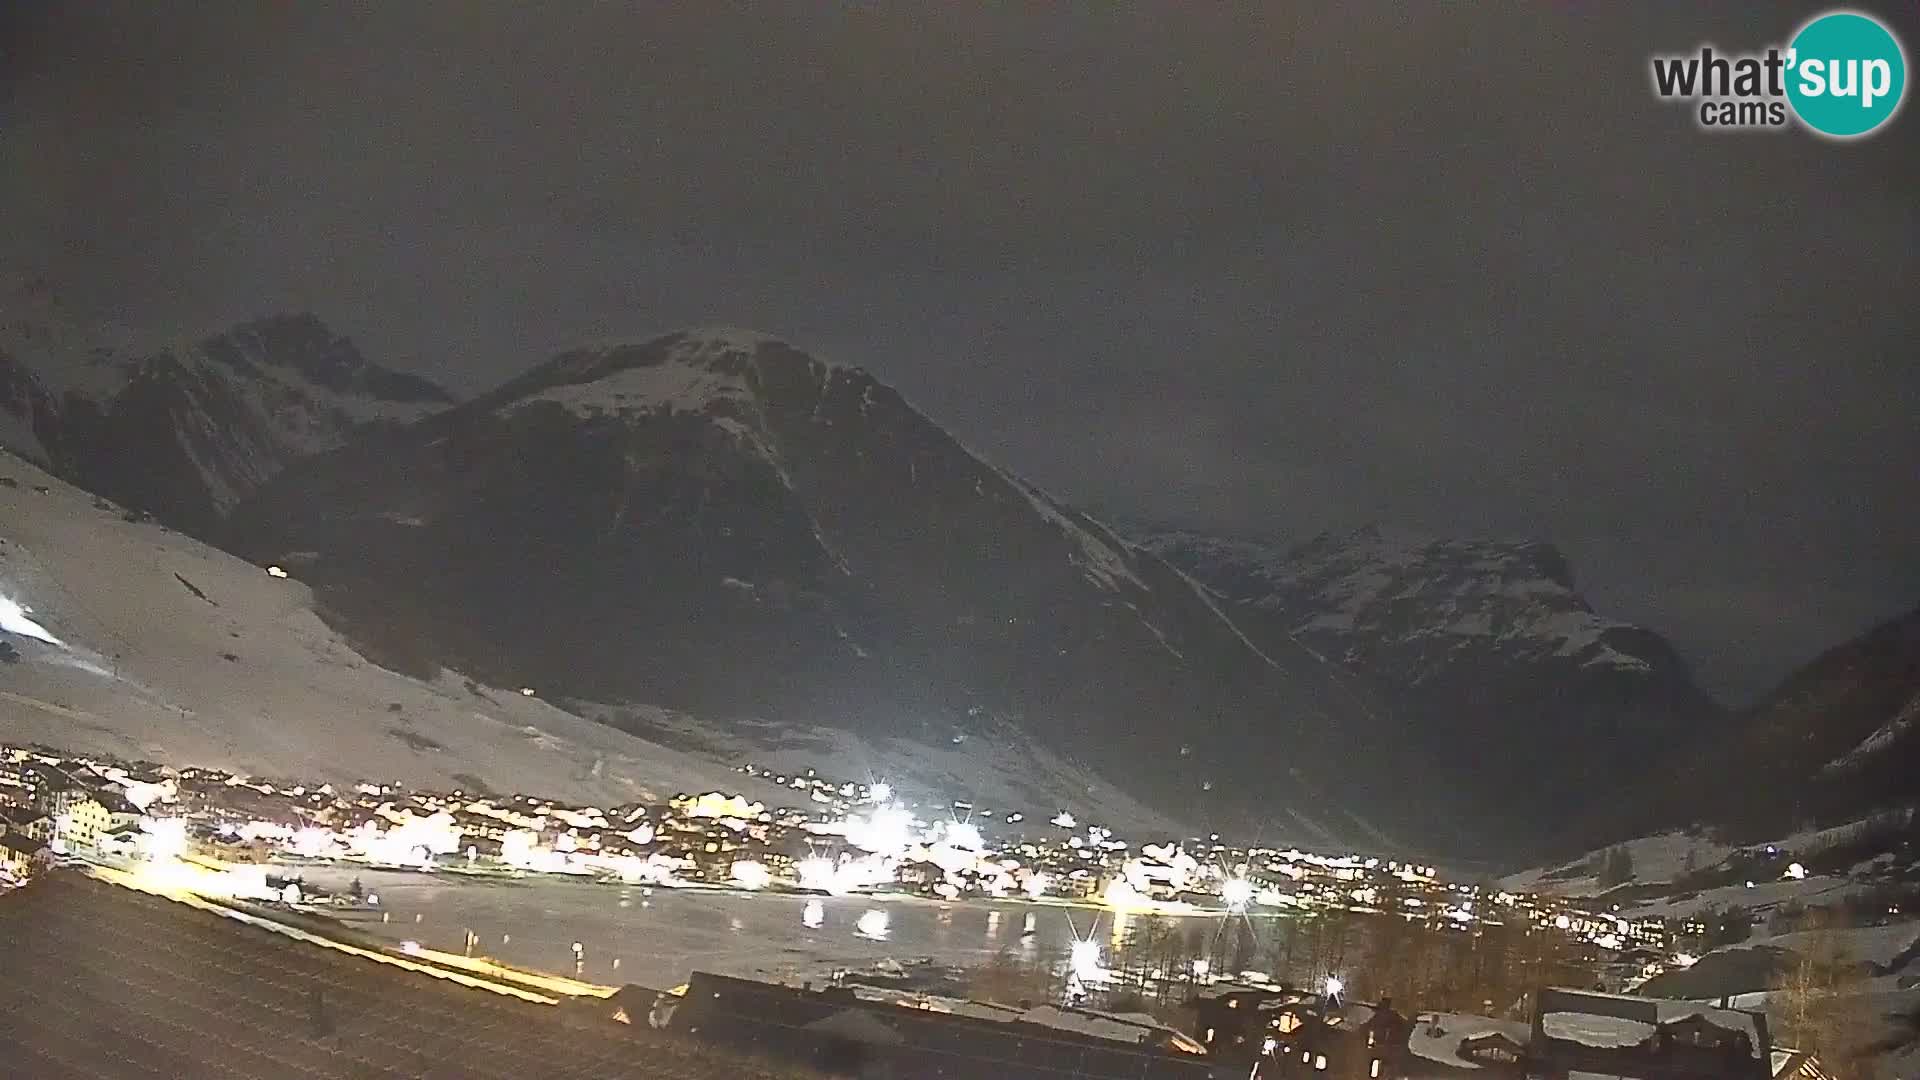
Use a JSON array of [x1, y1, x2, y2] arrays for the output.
[[1499, 830, 1733, 897]]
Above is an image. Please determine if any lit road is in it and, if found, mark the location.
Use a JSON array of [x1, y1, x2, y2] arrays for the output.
[[283, 865, 1237, 992]]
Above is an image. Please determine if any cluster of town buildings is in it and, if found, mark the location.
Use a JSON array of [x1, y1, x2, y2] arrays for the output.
[[2, 739, 1838, 1079], [2, 741, 1670, 958]]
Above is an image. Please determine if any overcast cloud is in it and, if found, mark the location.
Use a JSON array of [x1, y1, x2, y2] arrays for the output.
[[4, 3, 1915, 701]]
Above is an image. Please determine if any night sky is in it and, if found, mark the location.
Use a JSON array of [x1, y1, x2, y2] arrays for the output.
[[4, 4, 1915, 702]]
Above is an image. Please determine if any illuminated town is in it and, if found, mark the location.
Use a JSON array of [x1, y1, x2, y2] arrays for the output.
[[1, 738, 1708, 986]]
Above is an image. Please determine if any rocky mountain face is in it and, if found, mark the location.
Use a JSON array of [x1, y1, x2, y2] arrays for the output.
[[224, 330, 1435, 849], [0, 280, 452, 536], [1683, 604, 1920, 838], [1138, 527, 1721, 849]]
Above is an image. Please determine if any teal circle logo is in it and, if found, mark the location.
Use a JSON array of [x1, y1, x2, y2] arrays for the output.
[[1786, 11, 1907, 138]]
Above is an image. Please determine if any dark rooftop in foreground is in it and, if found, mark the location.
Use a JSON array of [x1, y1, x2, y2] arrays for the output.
[[0, 870, 810, 1079]]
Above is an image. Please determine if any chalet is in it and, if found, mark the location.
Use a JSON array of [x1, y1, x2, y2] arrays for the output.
[[1531, 986, 1769, 1080], [1403, 1012, 1531, 1076], [1265, 997, 1412, 1080], [0, 832, 52, 880], [0, 804, 54, 844]]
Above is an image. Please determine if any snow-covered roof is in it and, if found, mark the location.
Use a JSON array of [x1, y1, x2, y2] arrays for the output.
[[1407, 1013, 1530, 1070], [1540, 988, 1765, 1059], [1541, 1011, 1656, 1048]]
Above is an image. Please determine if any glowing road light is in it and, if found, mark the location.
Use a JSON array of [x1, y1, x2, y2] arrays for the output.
[[1024, 872, 1050, 900], [855, 909, 891, 941], [1070, 940, 1102, 981], [1221, 877, 1254, 911], [1191, 958, 1210, 977], [1784, 862, 1807, 880], [1553, 914, 1572, 930], [265, 565, 289, 579], [1050, 811, 1077, 829], [1672, 952, 1699, 968], [802, 899, 825, 929], [867, 782, 892, 803], [1324, 976, 1344, 1000]]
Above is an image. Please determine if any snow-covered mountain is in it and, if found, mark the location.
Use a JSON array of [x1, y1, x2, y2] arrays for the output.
[[225, 329, 1433, 850], [1695, 604, 1920, 836], [0, 450, 1191, 828], [1136, 525, 1720, 849], [0, 278, 452, 535], [0, 452, 795, 805]]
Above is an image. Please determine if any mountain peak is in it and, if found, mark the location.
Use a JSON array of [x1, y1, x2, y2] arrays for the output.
[[201, 313, 453, 405], [494, 329, 863, 423]]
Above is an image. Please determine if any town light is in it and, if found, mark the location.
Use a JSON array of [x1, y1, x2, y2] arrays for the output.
[[1071, 940, 1102, 981], [945, 822, 984, 851], [847, 805, 913, 856], [138, 817, 189, 861], [731, 860, 772, 890], [1221, 877, 1254, 911]]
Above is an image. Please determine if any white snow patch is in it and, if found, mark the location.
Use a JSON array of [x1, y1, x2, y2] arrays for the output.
[[0, 453, 795, 806], [1541, 1011, 1655, 1048], [511, 357, 749, 419]]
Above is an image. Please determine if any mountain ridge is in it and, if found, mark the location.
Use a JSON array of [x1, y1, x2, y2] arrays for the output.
[[1, 279, 453, 535], [224, 329, 1440, 849]]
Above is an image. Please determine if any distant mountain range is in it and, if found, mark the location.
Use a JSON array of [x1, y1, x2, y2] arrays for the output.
[[1647, 603, 1920, 842], [1135, 526, 1724, 849], [1, 279, 450, 535], [217, 329, 1414, 849], [6, 286, 1909, 859]]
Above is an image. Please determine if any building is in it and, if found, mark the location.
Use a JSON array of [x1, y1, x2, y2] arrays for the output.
[[0, 832, 52, 880], [1402, 1012, 1531, 1077], [1530, 987, 1770, 1079], [1268, 998, 1412, 1080], [0, 805, 55, 844], [54, 795, 116, 852]]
